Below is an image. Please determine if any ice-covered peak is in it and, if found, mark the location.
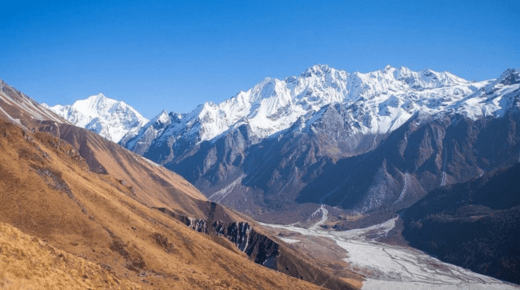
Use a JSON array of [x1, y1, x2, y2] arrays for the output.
[[384, 64, 395, 71], [71, 93, 119, 117], [45, 93, 148, 142], [392, 66, 413, 79], [453, 69, 520, 120], [247, 77, 290, 104], [300, 64, 332, 77], [480, 69, 520, 95], [379, 66, 468, 90], [152, 109, 170, 124], [90, 92, 107, 102]]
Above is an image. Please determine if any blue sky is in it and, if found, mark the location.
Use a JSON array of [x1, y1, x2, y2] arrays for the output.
[[1, 0, 519, 118]]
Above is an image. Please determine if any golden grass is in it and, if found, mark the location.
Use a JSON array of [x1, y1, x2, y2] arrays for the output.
[[52, 124, 208, 211], [0, 221, 139, 290]]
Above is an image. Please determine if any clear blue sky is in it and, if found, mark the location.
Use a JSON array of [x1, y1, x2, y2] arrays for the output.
[[1, 0, 519, 118]]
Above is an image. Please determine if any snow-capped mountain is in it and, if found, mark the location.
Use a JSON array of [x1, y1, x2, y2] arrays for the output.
[[121, 65, 487, 157], [119, 109, 180, 155], [121, 66, 520, 222], [128, 65, 484, 150], [44, 93, 148, 142]]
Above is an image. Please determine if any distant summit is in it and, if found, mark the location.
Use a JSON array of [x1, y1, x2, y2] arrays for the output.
[[43, 93, 148, 142]]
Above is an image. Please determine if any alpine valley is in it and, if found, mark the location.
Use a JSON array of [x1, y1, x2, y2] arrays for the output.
[[5, 64, 520, 289]]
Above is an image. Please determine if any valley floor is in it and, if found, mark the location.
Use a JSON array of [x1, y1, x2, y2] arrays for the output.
[[260, 207, 519, 290]]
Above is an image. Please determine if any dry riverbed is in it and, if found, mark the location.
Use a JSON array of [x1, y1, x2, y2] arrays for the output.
[[260, 205, 519, 290]]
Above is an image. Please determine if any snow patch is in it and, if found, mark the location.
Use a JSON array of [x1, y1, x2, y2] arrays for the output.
[[278, 237, 300, 244]]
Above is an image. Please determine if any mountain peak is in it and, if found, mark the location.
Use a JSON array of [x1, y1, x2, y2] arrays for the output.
[[84, 93, 108, 106], [392, 66, 413, 78], [301, 64, 332, 77], [91, 92, 106, 100], [45, 93, 148, 142], [312, 64, 330, 71], [384, 64, 395, 71], [496, 68, 520, 86], [480, 68, 520, 98], [153, 109, 171, 124]]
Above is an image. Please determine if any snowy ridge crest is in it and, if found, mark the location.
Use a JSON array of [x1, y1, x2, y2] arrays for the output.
[[136, 65, 498, 148]]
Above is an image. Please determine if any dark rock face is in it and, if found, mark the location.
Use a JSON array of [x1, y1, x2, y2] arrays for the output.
[[155, 206, 279, 269], [154, 206, 356, 290], [298, 112, 520, 214], [165, 123, 251, 190], [189, 219, 280, 269], [120, 111, 180, 156], [401, 163, 520, 284]]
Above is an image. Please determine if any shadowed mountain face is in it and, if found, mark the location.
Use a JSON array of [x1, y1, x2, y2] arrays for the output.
[[298, 111, 520, 212], [401, 163, 520, 285], [128, 70, 520, 222], [163, 110, 520, 225]]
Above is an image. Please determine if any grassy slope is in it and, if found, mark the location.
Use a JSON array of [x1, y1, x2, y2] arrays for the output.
[[0, 120, 323, 290], [0, 221, 140, 290]]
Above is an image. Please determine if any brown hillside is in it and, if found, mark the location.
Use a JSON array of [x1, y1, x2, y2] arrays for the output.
[[0, 119, 324, 289], [38, 121, 210, 218], [36, 121, 360, 289], [0, 221, 140, 290]]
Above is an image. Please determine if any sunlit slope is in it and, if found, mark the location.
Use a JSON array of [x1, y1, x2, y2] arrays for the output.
[[0, 221, 140, 290], [36, 121, 360, 289], [0, 79, 64, 129], [39, 121, 209, 218], [0, 119, 322, 289]]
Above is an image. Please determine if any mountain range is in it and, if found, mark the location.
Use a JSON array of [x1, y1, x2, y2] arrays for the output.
[[22, 64, 520, 286], [110, 65, 518, 221], [45, 66, 520, 220]]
